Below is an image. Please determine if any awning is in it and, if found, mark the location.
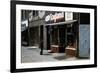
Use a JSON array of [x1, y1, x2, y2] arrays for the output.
[[45, 20, 77, 26]]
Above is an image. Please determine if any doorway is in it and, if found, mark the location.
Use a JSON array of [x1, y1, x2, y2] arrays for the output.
[[46, 22, 78, 57]]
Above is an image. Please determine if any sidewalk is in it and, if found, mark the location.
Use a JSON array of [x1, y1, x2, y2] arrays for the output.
[[21, 46, 78, 63]]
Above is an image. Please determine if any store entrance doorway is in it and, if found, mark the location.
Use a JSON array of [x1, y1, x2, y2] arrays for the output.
[[46, 25, 66, 53], [46, 21, 78, 57]]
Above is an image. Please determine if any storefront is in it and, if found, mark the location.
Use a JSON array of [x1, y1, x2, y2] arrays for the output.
[[44, 11, 79, 57]]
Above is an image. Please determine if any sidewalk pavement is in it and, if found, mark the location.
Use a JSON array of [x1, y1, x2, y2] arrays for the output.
[[21, 46, 78, 63]]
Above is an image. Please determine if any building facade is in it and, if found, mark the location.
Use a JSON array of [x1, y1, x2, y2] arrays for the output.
[[21, 10, 90, 58]]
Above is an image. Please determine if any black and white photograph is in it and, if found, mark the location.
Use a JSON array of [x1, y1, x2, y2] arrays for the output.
[[21, 10, 90, 63]]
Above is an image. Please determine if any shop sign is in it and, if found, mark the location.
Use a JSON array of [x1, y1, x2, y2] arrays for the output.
[[65, 12, 73, 21], [45, 12, 64, 23], [21, 20, 28, 31]]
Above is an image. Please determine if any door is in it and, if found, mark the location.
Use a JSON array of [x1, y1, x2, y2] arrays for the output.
[[79, 25, 90, 58]]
